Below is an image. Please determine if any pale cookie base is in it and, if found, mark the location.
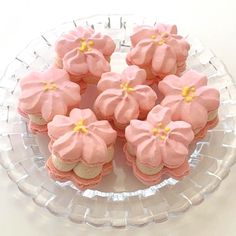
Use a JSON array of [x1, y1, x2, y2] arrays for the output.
[[127, 142, 136, 156], [136, 159, 163, 175], [28, 114, 47, 125], [107, 145, 114, 163], [73, 162, 102, 179], [51, 155, 76, 172], [208, 109, 218, 122]]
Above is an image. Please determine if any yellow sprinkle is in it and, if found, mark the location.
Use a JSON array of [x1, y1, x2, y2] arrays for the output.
[[88, 41, 94, 46], [185, 96, 193, 103], [152, 127, 159, 135], [158, 40, 165, 45], [160, 135, 166, 140], [181, 86, 190, 97], [80, 38, 86, 42], [164, 127, 170, 133], [151, 35, 156, 39], [191, 87, 196, 92]]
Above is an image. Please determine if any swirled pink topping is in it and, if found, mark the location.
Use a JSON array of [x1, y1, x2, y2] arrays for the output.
[[19, 68, 81, 122], [125, 105, 194, 168], [55, 26, 116, 59], [158, 70, 220, 130], [126, 23, 190, 78], [94, 65, 157, 124], [48, 108, 117, 166], [63, 48, 110, 79]]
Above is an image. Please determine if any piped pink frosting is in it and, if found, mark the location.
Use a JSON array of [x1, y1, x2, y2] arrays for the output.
[[125, 105, 194, 169], [63, 48, 110, 80], [94, 65, 157, 125], [158, 70, 220, 131], [126, 23, 190, 79], [55, 26, 115, 82], [18, 68, 81, 122], [55, 26, 116, 59], [48, 108, 117, 166]]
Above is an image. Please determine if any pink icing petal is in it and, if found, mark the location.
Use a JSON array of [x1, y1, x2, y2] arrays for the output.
[[88, 120, 117, 146], [55, 27, 94, 58], [158, 74, 183, 95], [156, 23, 177, 34], [91, 33, 116, 56], [196, 86, 220, 112], [130, 26, 157, 46], [86, 50, 110, 77], [121, 65, 146, 86], [41, 95, 68, 121], [125, 120, 152, 146], [181, 70, 207, 88], [151, 44, 177, 76], [147, 105, 172, 126], [136, 138, 162, 167], [58, 81, 81, 104], [97, 72, 122, 92], [94, 89, 122, 117], [168, 121, 194, 146], [166, 37, 190, 61], [160, 95, 183, 120], [69, 108, 97, 124], [166, 159, 190, 178], [47, 115, 74, 141], [43, 68, 70, 83], [114, 95, 139, 124], [161, 138, 188, 168], [82, 132, 108, 165], [53, 131, 83, 163], [63, 49, 89, 75], [19, 72, 43, 87], [129, 39, 156, 65], [180, 101, 208, 130], [131, 85, 157, 110], [19, 89, 44, 113]]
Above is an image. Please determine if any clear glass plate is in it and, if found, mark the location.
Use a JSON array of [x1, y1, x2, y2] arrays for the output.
[[0, 14, 236, 228]]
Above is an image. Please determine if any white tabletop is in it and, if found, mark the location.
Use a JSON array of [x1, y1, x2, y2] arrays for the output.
[[0, 0, 236, 235]]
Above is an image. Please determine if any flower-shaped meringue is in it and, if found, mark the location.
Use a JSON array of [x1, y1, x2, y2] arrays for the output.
[[48, 108, 117, 166], [125, 105, 194, 185], [18, 68, 81, 131], [94, 65, 157, 129], [158, 70, 220, 132], [62, 47, 110, 83], [55, 26, 115, 83], [55, 26, 116, 61], [126, 23, 190, 80]]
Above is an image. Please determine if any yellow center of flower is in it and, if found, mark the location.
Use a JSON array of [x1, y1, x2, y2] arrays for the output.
[[181, 86, 196, 103], [120, 83, 135, 93], [43, 82, 57, 91], [78, 38, 94, 53], [150, 32, 168, 45], [152, 122, 171, 140], [73, 119, 88, 133]]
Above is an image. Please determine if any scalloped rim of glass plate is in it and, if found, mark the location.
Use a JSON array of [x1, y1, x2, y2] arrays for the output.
[[0, 14, 235, 227]]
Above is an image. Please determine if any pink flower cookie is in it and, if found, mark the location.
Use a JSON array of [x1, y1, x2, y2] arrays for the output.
[[18, 68, 81, 133], [55, 26, 116, 85], [158, 70, 220, 140], [126, 23, 190, 85], [46, 108, 117, 189], [124, 105, 194, 185], [94, 65, 157, 137]]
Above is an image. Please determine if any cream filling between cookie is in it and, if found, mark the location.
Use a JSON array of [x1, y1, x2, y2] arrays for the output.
[[73, 162, 102, 179], [136, 159, 163, 175], [28, 114, 47, 125], [52, 154, 77, 172]]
